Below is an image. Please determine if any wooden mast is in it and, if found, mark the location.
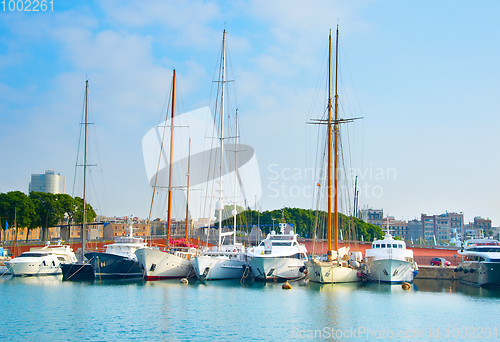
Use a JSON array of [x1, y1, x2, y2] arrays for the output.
[[82, 79, 89, 261], [333, 25, 340, 253], [166, 69, 176, 248], [185, 138, 191, 242], [327, 30, 333, 261]]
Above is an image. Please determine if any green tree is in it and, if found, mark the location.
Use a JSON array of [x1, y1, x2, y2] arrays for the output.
[[0, 191, 38, 239], [72, 197, 97, 224]]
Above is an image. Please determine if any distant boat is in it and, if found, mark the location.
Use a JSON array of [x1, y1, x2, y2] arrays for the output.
[[5, 242, 77, 276], [306, 27, 361, 284], [190, 29, 247, 281], [135, 69, 197, 280], [362, 222, 418, 283], [85, 219, 146, 279], [247, 222, 308, 281], [61, 80, 97, 281], [456, 237, 500, 286]]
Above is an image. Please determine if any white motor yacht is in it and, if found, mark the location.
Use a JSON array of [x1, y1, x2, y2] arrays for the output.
[[5, 242, 78, 276], [191, 243, 247, 281], [362, 231, 418, 283], [456, 237, 500, 287], [247, 224, 308, 281]]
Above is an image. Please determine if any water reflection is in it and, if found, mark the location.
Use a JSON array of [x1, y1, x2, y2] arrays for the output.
[[3, 274, 63, 286], [412, 279, 500, 298], [356, 281, 414, 293]]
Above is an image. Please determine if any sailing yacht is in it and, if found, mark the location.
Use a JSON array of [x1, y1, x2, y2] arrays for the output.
[[61, 80, 97, 281], [306, 27, 361, 284], [135, 70, 197, 280], [190, 29, 248, 281]]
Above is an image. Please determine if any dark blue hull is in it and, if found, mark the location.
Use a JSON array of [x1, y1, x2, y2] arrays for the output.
[[61, 262, 95, 281], [85, 252, 143, 279]]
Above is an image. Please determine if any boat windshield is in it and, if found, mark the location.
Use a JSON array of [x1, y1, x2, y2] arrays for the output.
[[269, 235, 294, 241], [18, 253, 47, 258], [468, 247, 500, 252], [272, 242, 292, 246], [258, 241, 293, 247]]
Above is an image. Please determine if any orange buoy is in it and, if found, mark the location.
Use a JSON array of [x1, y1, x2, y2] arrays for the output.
[[402, 282, 411, 290], [282, 281, 292, 290]]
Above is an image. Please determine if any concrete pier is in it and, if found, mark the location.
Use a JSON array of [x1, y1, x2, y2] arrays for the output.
[[415, 265, 458, 280]]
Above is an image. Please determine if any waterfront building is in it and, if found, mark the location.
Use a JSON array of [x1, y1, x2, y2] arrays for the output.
[[421, 212, 464, 242], [408, 219, 422, 241], [382, 216, 409, 240], [359, 208, 383, 228], [473, 216, 492, 232], [29, 169, 66, 194]]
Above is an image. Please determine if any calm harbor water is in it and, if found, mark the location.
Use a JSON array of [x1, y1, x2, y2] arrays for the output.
[[1, 275, 499, 341]]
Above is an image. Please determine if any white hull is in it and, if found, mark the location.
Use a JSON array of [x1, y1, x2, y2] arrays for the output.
[[191, 255, 246, 280], [364, 259, 415, 283], [5, 258, 62, 276], [306, 259, 360, 283], [249, 256, 305, 281], [5, 244, 77, 277], [135, 248, 193, 280]]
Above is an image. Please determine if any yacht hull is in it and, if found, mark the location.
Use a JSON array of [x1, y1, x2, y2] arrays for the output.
[[306, 259, 360, 283], [135, 248, 193, 280], [85, 252, 143, 279], [5, 257, 62, 276], [249, 257, 305, 281], [61, 262, 95, 281], [191, 255, 246, 280], [364, 259, 415, 283], [457, 262, 500, 287]]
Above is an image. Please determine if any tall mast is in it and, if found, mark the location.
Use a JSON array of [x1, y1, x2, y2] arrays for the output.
[[82, 79, 88, 261], [333, 25, 340, 252], [327, 30, 333, 261], [166, 69, 176, 248], [185, 138, 191, 242], [216, 30, 227, 248], [233, 109, 239, 245]]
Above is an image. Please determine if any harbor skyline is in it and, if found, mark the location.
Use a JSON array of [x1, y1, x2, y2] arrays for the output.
[[1, 1, 499, 225]]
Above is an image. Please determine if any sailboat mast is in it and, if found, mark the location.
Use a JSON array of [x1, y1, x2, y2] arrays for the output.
[[327, 30, 333, 260], [166, 70, 176, 248], [333, 25, 340, 252], [185, 138, 191, 242], [82, 79, 88, 261], [217, 30, 227, 248], [233, 108, 239, 245]]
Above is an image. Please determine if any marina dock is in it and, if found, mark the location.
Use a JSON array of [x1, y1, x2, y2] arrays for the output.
[[415, 265, 458, 280]]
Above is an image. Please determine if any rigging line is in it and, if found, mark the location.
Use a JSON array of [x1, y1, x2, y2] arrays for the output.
[[87, 92, 109, 217], [339, 38, 365, 209], [72, 90, 86, 198], [225, 37, 238, 109], [148, 75, 174, 229]]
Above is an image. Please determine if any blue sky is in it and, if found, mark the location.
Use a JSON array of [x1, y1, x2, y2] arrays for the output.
[[1, 0, 499, 226]]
